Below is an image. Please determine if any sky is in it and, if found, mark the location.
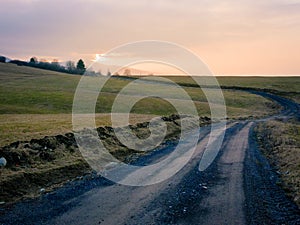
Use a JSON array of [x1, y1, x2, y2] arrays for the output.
[[1, 0, 300, 75]]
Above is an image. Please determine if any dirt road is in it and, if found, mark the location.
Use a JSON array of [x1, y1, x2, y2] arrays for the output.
[[1, 92, 300, 225]]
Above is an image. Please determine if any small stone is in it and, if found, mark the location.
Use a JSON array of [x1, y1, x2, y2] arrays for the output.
[[0, 157, 7, 167]]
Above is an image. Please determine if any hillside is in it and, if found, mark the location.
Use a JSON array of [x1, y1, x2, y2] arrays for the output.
[[0, 62, 280, 146]]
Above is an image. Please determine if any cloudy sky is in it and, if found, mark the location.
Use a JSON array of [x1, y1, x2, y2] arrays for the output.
[[1, 0, 300, 75]]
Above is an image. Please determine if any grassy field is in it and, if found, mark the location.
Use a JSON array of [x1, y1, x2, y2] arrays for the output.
[[0, 63, 279, 146], [255, 119, 300, 208], [166, 76, 300, 103], [0, 63, 277, 115]]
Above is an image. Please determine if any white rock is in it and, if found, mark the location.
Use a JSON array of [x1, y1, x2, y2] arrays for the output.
[[0, 157, 7, 167]]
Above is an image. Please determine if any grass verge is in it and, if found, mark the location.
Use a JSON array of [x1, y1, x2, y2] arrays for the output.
[[255, 119, 300, 208]]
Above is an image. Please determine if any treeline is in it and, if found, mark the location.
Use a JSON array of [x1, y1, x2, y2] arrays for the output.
[[0, 55, 148, 76], [27, 57, 87, 75], [0, 55, 101, 76]]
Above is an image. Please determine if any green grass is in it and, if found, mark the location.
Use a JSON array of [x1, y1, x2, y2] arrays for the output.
[[0, 63, 277, 115], [166, 76, 300, 103], [218, 76, 300, 93], [0, 63, 285, 146], [165, 76, 300, 92], [218, 76, 300, 103], [0, 63, 80, 113]]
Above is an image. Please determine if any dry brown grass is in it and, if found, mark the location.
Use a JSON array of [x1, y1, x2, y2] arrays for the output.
[[255, 120, 300, 207]]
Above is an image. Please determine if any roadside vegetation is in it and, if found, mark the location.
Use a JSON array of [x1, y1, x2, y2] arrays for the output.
[[255, 119, 300, 208]]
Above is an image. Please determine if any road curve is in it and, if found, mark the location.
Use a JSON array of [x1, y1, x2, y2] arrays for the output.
[[1, 91, 300, 225]]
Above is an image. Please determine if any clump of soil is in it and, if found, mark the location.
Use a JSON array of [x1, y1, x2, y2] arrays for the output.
[[0, 114, 211, 203], [1, 133, 78, 168]]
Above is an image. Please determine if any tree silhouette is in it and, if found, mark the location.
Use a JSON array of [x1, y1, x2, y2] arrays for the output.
[[76, 59, 86, 75], [29, 57, 37, 64]]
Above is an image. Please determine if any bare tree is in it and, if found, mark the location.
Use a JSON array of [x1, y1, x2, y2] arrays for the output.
[[124, 68, 131, 76], [66, 61, 76, 73]]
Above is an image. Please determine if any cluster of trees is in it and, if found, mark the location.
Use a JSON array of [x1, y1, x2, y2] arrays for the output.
[[29, 57, 87, 75], [0, 55, 89, 75], [0, 55, 129, 76]]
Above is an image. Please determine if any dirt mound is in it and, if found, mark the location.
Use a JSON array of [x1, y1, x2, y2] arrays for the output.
[[1, 133, 77, 168]]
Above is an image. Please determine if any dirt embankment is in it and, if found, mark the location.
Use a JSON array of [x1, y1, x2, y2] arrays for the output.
[[0, 114, 211, 203]]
